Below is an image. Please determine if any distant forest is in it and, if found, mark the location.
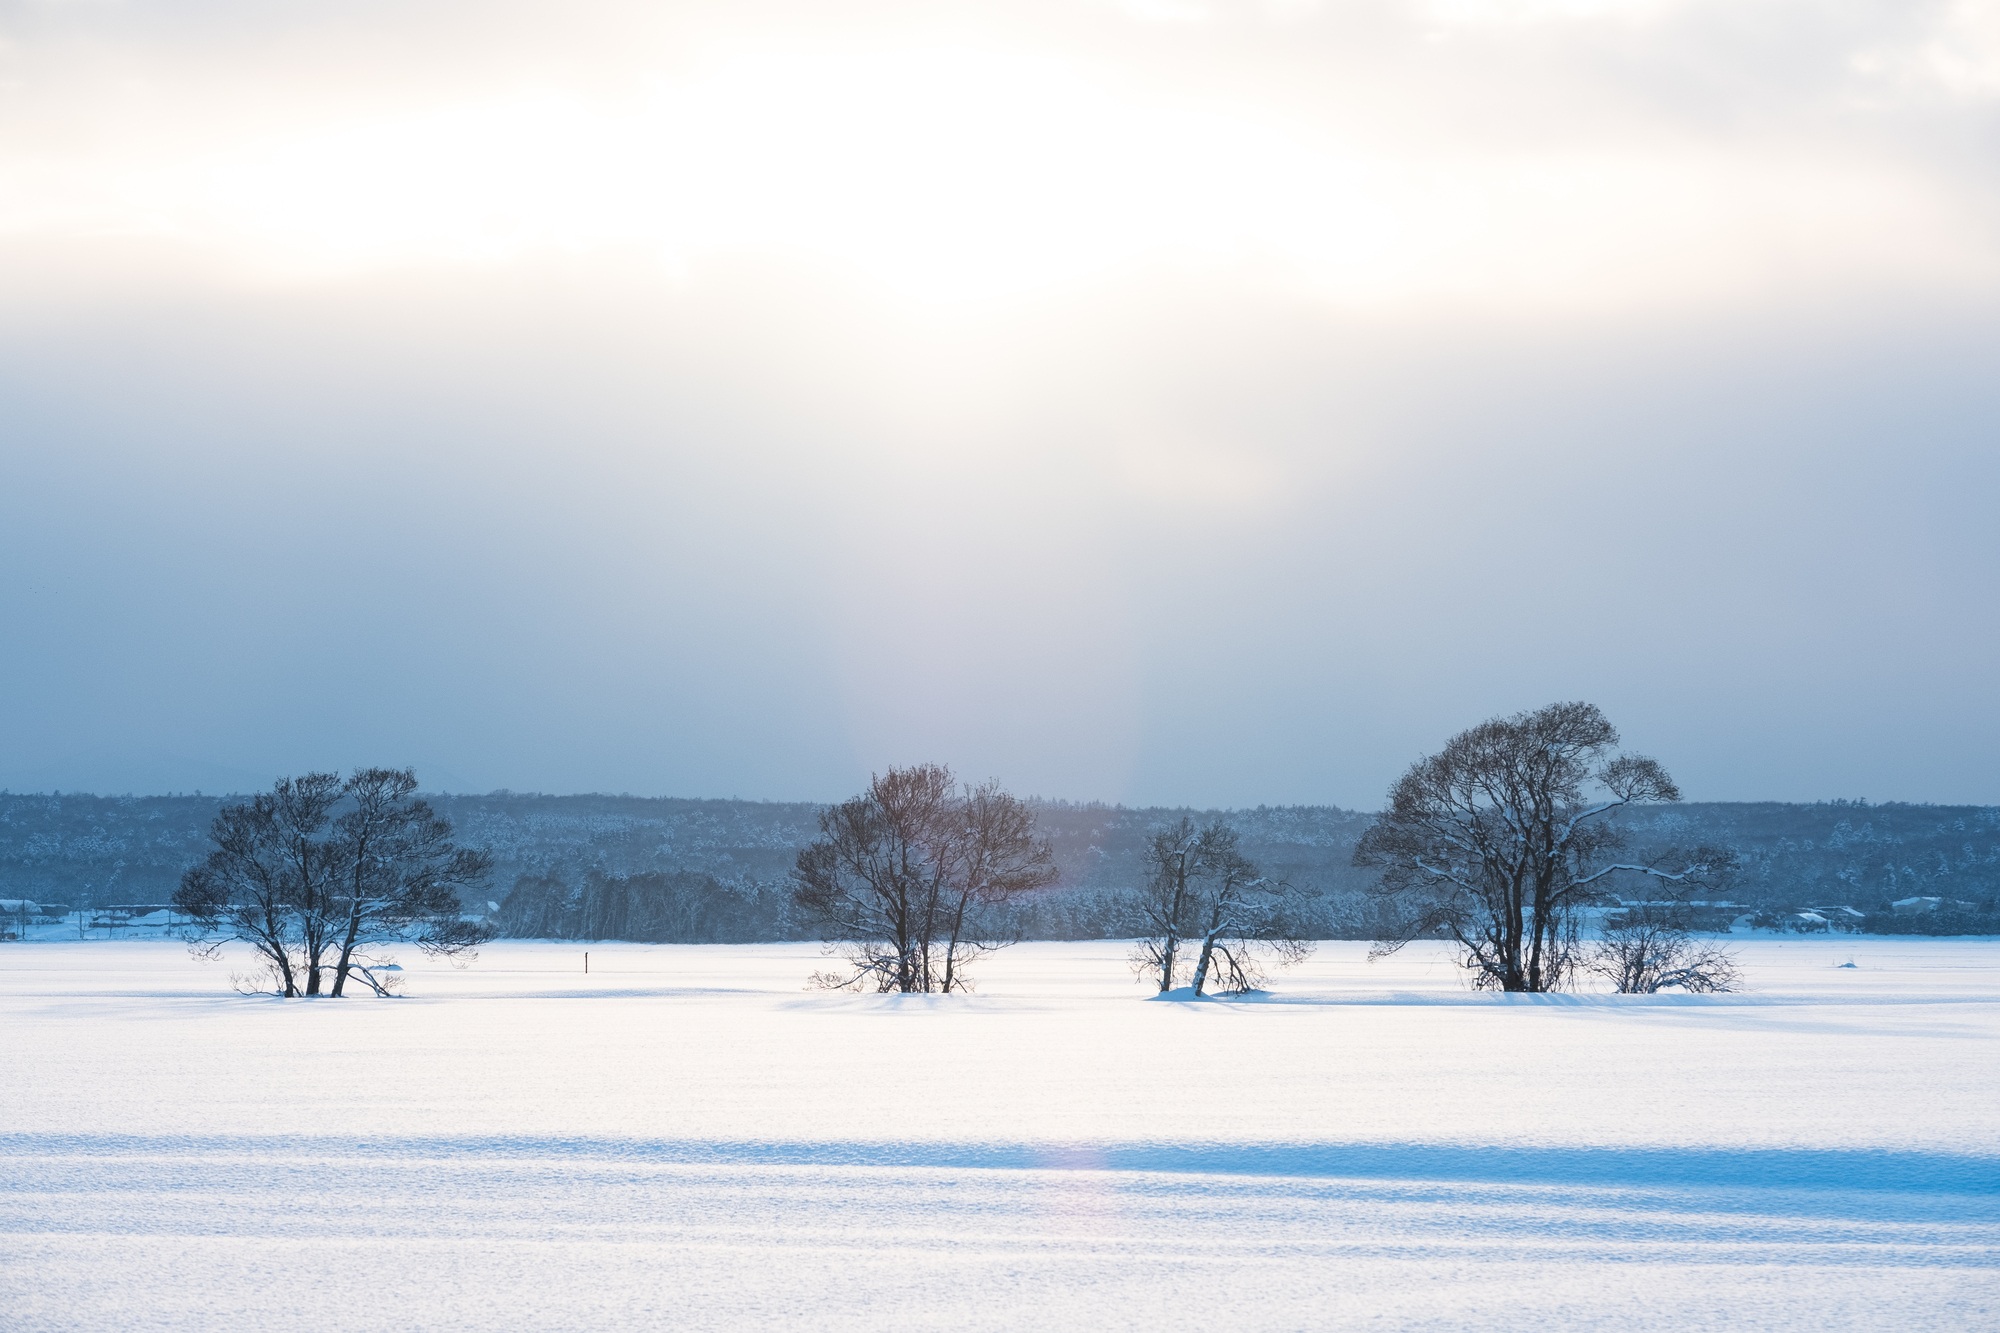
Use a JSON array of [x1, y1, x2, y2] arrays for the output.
[[2, 791, 1995, 939]]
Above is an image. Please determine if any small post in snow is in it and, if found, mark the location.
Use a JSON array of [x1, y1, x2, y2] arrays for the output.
[[585, 951, 589, 975]]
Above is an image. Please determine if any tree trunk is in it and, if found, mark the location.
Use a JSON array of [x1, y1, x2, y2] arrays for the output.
[[1190, 931, 1220, 996], [329, 899, 365, 998], [1158, 874, 1190, 992]]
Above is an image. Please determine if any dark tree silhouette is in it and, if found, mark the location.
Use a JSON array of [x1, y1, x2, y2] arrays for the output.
[[173, 773, 346, 996], [1131, 818, 1309, 995], [174, 769, 490, 996], [327, 768, 493, 996], [792, 764, 1056, 992], [1355, 701, 1732, 992]]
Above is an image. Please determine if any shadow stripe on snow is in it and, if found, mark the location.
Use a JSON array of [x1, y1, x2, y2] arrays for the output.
[[2, 1134, 1995, 1201]]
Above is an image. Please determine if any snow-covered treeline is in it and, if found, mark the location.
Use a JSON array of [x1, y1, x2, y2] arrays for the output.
[[1, 792, 1996, 935]]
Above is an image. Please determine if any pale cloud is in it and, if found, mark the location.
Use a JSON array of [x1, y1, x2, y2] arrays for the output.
[[5, 7, 1994, 315], [1422, 0, 1670, 26], [1849, 0, 2000, 102]]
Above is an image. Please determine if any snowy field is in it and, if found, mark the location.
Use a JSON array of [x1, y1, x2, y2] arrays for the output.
[[4, 938, 1997, 1332]]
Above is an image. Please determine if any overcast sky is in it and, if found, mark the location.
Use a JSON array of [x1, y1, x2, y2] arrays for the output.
[[2, 0, 1996, 809]]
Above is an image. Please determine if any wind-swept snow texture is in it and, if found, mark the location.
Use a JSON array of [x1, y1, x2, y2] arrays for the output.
[[4, 939, 1995, 1331]]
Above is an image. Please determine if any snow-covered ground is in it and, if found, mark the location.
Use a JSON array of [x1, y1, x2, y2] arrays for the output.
[[4, 938, 1996, 1331]]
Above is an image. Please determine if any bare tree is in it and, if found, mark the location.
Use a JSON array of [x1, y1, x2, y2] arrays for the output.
[[938, 779, 1058, 991], [1131, 819, 1311, 995], [794, 764, 952, 992], [1588, 904, 1741, 994], [1130, 818, 1204, 993], [174, 769, 490, 997], [174, 773, 346, 996], [1187, 857, 1312, 997], [792, 764, 1056, 992], [1355, 701, 1732, 993], [327, 768, 492, 997]]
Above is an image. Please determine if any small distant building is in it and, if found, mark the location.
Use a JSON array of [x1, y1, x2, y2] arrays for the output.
[[1890, 896, 1981, 916]]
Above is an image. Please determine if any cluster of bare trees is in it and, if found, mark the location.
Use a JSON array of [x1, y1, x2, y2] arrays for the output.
[[172, 769, 491, 996], [797, 708, 1735, 1000], [1130, 818, 1311, 995], [791, 764, 1058, 992], [1356, 701, 1740, 994], [169, 707, 1737, 1002], [794, 777, 1313, 998]]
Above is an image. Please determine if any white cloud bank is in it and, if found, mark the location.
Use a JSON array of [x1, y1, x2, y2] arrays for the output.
[[6, 0, 1996, 307]]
